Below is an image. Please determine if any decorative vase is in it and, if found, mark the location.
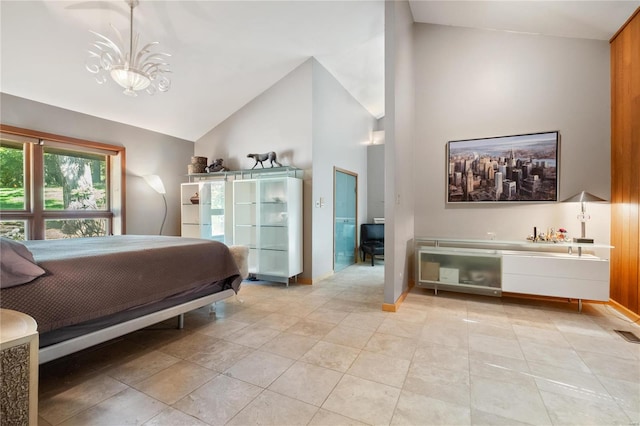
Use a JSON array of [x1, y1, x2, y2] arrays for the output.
[[190, 193, 200, 204]]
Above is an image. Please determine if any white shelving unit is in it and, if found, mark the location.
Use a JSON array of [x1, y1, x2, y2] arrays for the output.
[[233, 176, 302, 284], [415, 237, 612, 310], [181, 167, 303, 284]]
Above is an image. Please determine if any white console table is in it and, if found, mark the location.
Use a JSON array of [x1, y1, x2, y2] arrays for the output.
[[415, 237, 612, 311]]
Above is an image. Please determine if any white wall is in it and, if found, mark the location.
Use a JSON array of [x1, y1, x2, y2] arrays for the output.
[[194, 61, 313, 172], [311, 59, 374, 280], [413, 24, 611, 248], [0, 93, 194, 236], [384, 0, 416, 305], [367, 144, 385, 221]]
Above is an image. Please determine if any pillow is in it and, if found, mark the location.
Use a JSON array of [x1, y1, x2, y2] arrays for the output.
[[228, 245, 249, 279], [1, 237, 46, 288]]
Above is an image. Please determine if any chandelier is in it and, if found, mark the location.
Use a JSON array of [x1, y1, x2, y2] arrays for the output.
[[86, 0, 171, 96]]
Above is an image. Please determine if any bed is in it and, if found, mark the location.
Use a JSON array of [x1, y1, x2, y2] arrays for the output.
[[0, 235, 244, 364]]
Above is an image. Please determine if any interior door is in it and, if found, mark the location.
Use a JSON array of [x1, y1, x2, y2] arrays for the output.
[[334, 168, 357, 272]]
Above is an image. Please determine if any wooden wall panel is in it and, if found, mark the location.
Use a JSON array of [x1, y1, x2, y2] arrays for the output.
[[610, 7, 640, 315]]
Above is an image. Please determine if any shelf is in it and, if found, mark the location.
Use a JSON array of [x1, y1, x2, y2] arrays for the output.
[[188, 166, 303, 181], [416, 237, 613, 258]]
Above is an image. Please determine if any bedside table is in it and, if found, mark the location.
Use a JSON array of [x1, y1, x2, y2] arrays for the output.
[[1, 309, 38, 425]]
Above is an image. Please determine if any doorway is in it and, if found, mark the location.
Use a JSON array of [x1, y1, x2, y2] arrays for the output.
[[334, 168, 357, 272]]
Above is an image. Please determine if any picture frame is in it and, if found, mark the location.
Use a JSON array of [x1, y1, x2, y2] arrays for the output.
[[446, 131, 559, 203]]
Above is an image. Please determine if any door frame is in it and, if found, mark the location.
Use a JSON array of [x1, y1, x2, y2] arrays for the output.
[[333, 167, 358, 271]]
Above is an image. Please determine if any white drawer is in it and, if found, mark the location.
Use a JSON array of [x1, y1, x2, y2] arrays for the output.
[[502, 254, 609, 281]]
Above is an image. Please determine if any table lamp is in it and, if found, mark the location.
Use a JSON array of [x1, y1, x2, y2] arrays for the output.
[[562, 191, 606, 243]]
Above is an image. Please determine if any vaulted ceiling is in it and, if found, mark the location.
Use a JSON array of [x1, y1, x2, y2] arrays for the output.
[[1, 1, 637, 141]]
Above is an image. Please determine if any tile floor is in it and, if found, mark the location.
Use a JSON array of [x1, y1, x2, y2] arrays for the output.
[[38, 263, 640, 425]]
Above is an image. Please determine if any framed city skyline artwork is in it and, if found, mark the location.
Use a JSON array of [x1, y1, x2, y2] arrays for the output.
[[447, 131, 559, 203]]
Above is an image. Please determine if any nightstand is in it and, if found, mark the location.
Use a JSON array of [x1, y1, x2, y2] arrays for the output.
[[0, 309, 38, 425]]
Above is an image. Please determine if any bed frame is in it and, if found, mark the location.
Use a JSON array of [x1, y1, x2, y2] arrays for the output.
[[39, 289, 238, 364]]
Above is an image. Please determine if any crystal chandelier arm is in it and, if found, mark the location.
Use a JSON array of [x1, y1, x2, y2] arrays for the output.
[[89, 31, 125, 59]]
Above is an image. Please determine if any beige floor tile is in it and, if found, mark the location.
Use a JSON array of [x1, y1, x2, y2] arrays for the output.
[[563, 331, 638, 360], [598, 375, 640, 417], [256, 312, 302, 330], [107, 350, 180, 385], [347, 351, 410, 388], [143, 407, 209, 426], [308, 408, 368, 425], [412, 342, 470, 373], [223, 323, 281, 348], [301, 340, 361, 372], [306, 307, 350, 325], [404, 360, 470, 407], [269, 360, 343, 406], [470, 375, 551, 425], [58, 388, 166, 426], [198, 318, 249, 339], [419, 323, 469, 349], [157, 332, 220, 359], [468, 351, 531, 386], [392, 306, 429, 324], [340, 311, 387, 331], [173, 374, 262, 425], [260, 331, 319, 359], [323, 374, 400, 425], [226, 307, 272, 324], [227, 389, 318, 425], [519, 339, 590, 373], [471, 409, 533, 425], [39, 374, 128, 425], [286, 318, 336, 339], [224, 350, 294, 387], [364, 333, 417, 361], [132, 360, 216, 405], [377, 317, 424, 339], [187, 339, 255, 372], [468, 333, 524, 360], [512, 323, 571, 348], [391, 389, 471, 425], [322, 325, 375, 349], [540, 389, 633, 425], [579, 350, 640, 382], [528, 360, 613, 403]]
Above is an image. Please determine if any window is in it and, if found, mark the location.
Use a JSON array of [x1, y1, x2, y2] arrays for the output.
[[0, 125, 125, 240]]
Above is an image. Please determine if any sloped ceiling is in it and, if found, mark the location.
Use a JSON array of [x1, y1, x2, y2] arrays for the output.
[[1, 1, 637, 141], [0, 1, 384, 141]]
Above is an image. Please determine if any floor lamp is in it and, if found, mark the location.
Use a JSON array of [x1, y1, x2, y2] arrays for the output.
[[143, 175, 167, 235]]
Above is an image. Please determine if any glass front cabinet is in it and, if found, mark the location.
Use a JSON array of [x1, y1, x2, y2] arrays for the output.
[[417, 248, 502, 296], [233, 177, 302, 284], [180, 180, 231, 242]]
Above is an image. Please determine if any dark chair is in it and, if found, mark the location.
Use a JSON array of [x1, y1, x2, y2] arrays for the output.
[[360, 223, 384, 266]]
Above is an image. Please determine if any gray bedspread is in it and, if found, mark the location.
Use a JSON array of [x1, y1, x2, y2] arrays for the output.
[[0, 236, 241, 333]]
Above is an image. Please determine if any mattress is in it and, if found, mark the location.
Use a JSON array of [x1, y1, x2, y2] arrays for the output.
[[0, 235, 241, 335]]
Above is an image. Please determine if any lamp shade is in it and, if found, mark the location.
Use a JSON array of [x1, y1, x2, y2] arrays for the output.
[[143, 175, 166, 194], [562, 191, 606, 203]]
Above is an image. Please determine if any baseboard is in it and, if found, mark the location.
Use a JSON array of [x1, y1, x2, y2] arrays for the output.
[[608, 299, 640, 323], [296, 271, 334, 285], [382, 279, 415, 312]]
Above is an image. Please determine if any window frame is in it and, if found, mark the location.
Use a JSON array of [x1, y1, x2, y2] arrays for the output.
[[0, 124, 126, 239]]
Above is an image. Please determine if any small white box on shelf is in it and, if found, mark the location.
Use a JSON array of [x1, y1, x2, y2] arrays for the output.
[[439, 267, 459, 284]]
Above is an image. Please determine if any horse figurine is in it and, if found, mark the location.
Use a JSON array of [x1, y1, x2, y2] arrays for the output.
[[247, 152, 282, 169]]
